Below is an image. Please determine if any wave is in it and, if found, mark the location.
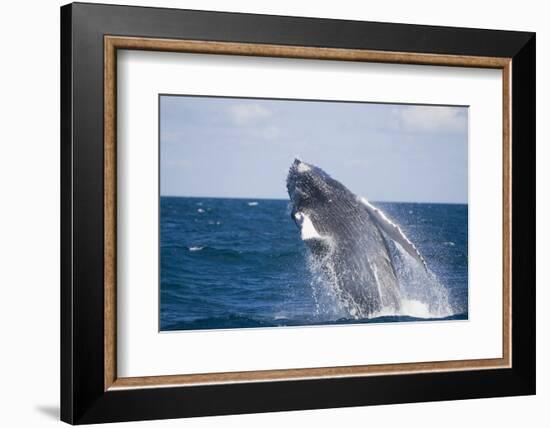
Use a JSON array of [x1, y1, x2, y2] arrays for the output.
[[162, 314, 271, 331], [160, 312, 468, 331], [180, 244, 303, 263]]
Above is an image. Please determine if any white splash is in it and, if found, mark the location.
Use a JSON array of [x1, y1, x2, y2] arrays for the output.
[[188, 246, 203, 252], [247, 201, 259, 206], [307, 244, 349, 319], [197, 208, 205, 213], [391, 249, 454, 318], [303, 199, 454, 321], [371, 299, 433, 319]]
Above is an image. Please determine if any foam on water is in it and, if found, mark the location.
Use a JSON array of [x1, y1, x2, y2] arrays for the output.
[[371, 298, 432, 318]]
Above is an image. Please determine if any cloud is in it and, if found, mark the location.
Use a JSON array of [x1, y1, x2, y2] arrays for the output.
[[249, 125, 280, 140], [227, 103, 272, 125], [393, 105, 467, 133]]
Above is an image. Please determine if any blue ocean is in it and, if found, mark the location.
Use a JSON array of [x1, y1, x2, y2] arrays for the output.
[[160, 197, 468, 331]]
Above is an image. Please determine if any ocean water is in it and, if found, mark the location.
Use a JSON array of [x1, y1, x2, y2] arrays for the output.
[[160, 196, 468, 331]]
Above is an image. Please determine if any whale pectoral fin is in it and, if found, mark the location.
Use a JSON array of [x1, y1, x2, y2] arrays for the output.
[[360, 198, 428, 271]]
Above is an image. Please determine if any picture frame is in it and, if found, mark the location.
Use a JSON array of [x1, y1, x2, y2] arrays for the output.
[[60, 2, 535, 424]]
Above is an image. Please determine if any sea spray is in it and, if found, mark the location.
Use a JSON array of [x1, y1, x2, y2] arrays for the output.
[[388, 243, 454, 318], [307, 241, 351, 320], [306, 244, 454, 320], [304, 216, 454, 321]]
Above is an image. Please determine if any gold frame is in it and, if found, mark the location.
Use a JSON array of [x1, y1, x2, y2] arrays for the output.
[[104, 35, 512, 391]]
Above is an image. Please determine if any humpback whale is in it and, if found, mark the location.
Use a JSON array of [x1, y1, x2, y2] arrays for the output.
[[286, 159, 428, 318]]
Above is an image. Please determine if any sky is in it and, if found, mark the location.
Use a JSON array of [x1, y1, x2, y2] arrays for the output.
[[160, 95, 468, 203]]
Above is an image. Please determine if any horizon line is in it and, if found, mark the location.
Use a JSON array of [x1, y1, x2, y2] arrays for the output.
[[160, 194, 468, 205]]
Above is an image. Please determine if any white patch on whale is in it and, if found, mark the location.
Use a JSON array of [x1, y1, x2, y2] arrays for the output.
[[297, 162, 311, 173], [294, 212, 322, 240]]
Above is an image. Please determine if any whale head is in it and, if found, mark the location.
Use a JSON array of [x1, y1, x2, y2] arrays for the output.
[[286, 159, 352, 235], [287, 159, 349, 206]]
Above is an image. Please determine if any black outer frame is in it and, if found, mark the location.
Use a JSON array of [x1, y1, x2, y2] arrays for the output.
[[60, 2, 535, 424]]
